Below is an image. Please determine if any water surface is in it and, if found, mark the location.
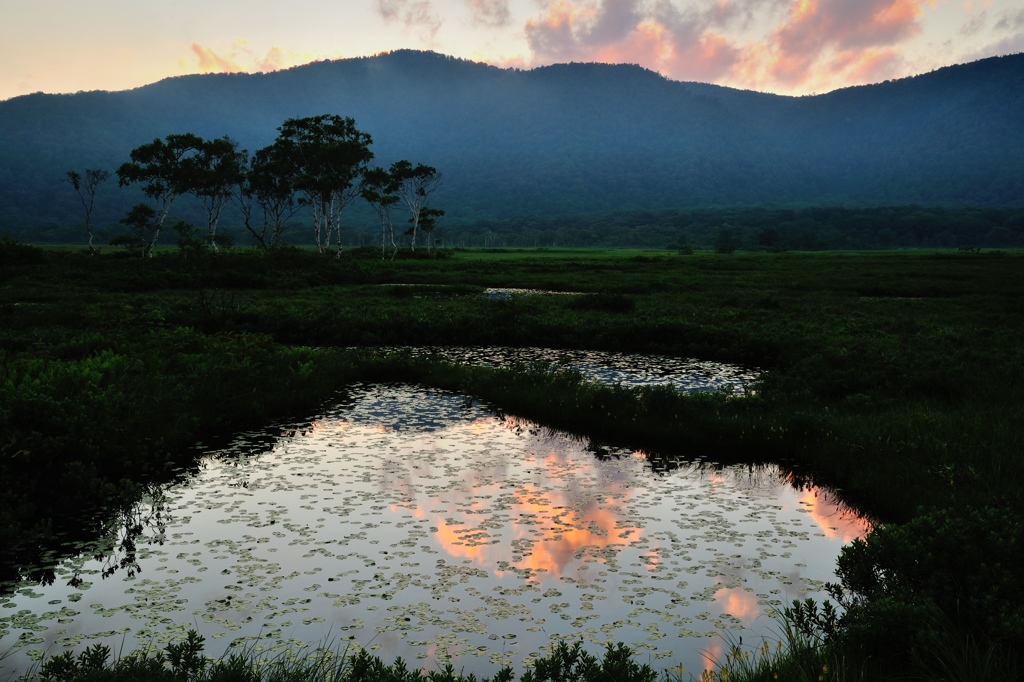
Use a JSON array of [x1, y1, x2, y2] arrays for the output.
[[0, 384, 864, 678], [377, 346, 759, 394]]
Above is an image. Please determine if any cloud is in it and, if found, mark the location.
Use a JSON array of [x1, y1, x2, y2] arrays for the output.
[[648, 1, 744, 81], [520, 0, 932, 93], [770, 0, 929, 87], [191, 44, 247, 73], [960, 9, 989, 36], [994, 8, 1024, 31], [376, 0, 444, 43], [963, 30, 1024, 61], [834, 46, 904, 83], [188, 41, 329, 75], [523, 0, 746, 82], [464, 0, 512, 27], [377, 0, 405, 22], [524, 0, 602, 61], [586, 0, 646, 46]]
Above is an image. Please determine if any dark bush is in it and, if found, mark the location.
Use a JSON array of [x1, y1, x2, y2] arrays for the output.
[[0, 234, 46, 266], [567, 293, 636, 313], [831, 505, 1024, 653]]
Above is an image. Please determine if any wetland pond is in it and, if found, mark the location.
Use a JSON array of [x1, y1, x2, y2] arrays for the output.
[[0, 360, 867, 679], [376, 346, 760, 394]]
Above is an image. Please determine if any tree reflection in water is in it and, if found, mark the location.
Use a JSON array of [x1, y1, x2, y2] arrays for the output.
[[1, 383, 868, 680]]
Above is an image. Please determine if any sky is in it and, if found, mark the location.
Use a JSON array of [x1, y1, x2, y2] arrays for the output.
[[3, 0, 1023, 101]]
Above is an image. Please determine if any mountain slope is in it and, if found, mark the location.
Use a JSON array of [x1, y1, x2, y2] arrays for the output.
[[0, 50, 1021, 232]]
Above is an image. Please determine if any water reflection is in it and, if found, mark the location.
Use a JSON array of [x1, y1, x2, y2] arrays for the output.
[[375, 346, 759, 394], [0, 384, 866, 679]]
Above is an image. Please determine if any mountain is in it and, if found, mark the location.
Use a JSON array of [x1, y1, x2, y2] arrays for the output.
[[0, 49, 1022, 236]]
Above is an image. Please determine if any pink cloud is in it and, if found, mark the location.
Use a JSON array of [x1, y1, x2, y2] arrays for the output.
[[831, 47, 903, 83], [520, 0, 931, 94], [765, 0, 926, 87]]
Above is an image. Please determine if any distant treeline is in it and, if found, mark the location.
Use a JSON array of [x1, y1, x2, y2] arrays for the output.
[[9, 205, 1024, 251], [440, 206, 1024, 250]]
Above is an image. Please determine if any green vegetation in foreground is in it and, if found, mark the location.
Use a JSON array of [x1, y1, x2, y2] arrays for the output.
[[32, 631, 658, 682], [1, 240, 1023, 680]]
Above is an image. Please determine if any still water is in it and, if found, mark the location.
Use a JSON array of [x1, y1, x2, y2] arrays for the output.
[[0, 383, 866, 679], [375, 346, 759, 394]]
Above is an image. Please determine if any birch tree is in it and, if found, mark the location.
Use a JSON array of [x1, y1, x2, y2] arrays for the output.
[[390, 160, 442, 251], [116, 134, 203, 258], [192, 137, 246, 252], [65, 169, 109, 254], [274, 115, 373, 255], [361, 167, 400, 259], [237, 141, 302, 250]]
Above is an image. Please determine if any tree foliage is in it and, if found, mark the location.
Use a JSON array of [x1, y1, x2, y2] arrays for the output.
[[361, 166, 401, 259], [191, 136, 246, 251], [391, 160, 442, 251], [239, 140, 302, 250], [274, 115, 374, 254], [116, 134, 203, 257], [113, 203, 157, 257]]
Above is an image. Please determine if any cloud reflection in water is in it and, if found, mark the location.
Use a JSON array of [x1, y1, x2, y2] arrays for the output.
[[0, 384, 868, 679]]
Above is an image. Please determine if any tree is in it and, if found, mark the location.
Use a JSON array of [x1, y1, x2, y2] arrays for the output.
[[417, 207, 445, 251], [274, 115, 373, 255], [191, 137, 246, 252], [117, 133, 203, 257], [390, 160, 442, 251], [237, 141, 302, 251], [172, 220, 206, 260], [65, 169, 109, 254], [361, 167, 400, 259], [114, 203, 157, 257]]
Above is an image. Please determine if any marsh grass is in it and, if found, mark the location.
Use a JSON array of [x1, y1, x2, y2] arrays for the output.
[[704, 601, 1024, 682], [2, 245, 1022, 679], [30, 630, 658, 682], [697, 624, 864, 682]]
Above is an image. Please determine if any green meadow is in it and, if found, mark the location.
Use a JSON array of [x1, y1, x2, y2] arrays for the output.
[[1, 241, 1022, 680]]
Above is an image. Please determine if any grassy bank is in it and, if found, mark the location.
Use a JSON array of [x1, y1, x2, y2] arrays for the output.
[[2, 242, 1022, 679], [28, 630, 660, 682]]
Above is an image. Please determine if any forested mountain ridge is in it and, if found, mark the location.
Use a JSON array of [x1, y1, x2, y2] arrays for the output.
[[1, 49, 1022, 235]]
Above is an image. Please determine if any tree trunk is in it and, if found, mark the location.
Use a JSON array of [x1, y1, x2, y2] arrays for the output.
[[147, 197, 175, 258]]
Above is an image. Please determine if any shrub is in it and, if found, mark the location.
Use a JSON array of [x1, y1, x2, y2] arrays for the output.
[[566, 293, 636, 313], [829, 505, 1024, 655], [0, 234, 46, 266]]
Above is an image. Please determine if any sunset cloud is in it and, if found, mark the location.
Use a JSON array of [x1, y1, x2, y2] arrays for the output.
[[762, 0, 927, 87], [520, 0, 932, 93], [524, 0, 758, 83], [4, 0, 1023, 102], [524, 0, 602, 61], [188, 41, 331, 76], [191, 44, 247, 74]]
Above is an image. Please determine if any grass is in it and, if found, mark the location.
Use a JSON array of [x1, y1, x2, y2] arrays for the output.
[[31, 630, 658, 682], [1, 242, 1023, 679]]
